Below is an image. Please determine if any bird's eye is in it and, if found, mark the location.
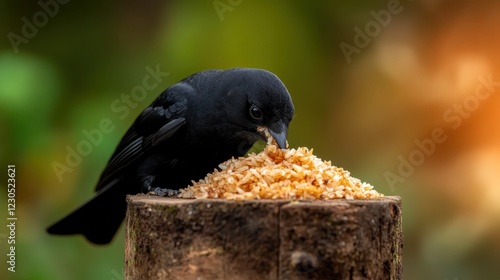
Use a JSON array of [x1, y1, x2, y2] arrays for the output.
[[249, 105, 263, 121]]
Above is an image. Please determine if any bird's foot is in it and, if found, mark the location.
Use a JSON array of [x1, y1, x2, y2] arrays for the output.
[[148, 187, 180, 197], [140, 175, 178, 196]]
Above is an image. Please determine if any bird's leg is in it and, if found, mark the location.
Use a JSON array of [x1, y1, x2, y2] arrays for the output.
[[140, 175, 180, 197], [140, 175, 155, 193]]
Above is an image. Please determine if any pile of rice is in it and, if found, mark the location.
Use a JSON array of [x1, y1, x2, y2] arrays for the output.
[[179, 133, 382, 200]]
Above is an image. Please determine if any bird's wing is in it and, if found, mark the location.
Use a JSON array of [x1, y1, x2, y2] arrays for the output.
[[95, 84, 190, 191]]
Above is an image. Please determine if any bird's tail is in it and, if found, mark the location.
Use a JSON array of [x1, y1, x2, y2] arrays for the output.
[[47, 178, 129, 245]]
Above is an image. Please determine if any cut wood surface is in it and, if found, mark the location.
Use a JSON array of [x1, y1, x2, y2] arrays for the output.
[[125, 196, 402, 280]]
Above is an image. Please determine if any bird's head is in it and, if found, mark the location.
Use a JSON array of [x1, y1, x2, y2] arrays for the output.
[[214, 68, 295, 150]]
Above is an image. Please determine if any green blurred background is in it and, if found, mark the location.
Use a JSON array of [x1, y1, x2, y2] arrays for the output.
[[1, 0, 500, 279]]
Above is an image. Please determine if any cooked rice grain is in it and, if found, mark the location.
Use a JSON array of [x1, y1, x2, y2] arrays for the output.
[[178, 142, 383, 200]]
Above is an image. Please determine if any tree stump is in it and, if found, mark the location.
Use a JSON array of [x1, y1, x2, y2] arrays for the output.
[[124, 196, 402, 280]]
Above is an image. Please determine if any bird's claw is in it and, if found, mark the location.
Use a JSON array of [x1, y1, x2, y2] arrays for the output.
[[148, 187, 180, 197]]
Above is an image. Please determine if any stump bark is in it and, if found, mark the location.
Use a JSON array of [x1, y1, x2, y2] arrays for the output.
[[124, 196, 402, 280]]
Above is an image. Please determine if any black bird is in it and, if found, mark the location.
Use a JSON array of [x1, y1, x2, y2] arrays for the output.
[[47, 68, 295, 244]]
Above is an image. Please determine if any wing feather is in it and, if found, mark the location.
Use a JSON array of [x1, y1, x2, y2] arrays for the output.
[[95, 84, 191, 191]]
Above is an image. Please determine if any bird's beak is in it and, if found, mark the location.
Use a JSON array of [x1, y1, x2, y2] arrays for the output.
[[259, 122, 288, 149], [269, 128, 287, 149]]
